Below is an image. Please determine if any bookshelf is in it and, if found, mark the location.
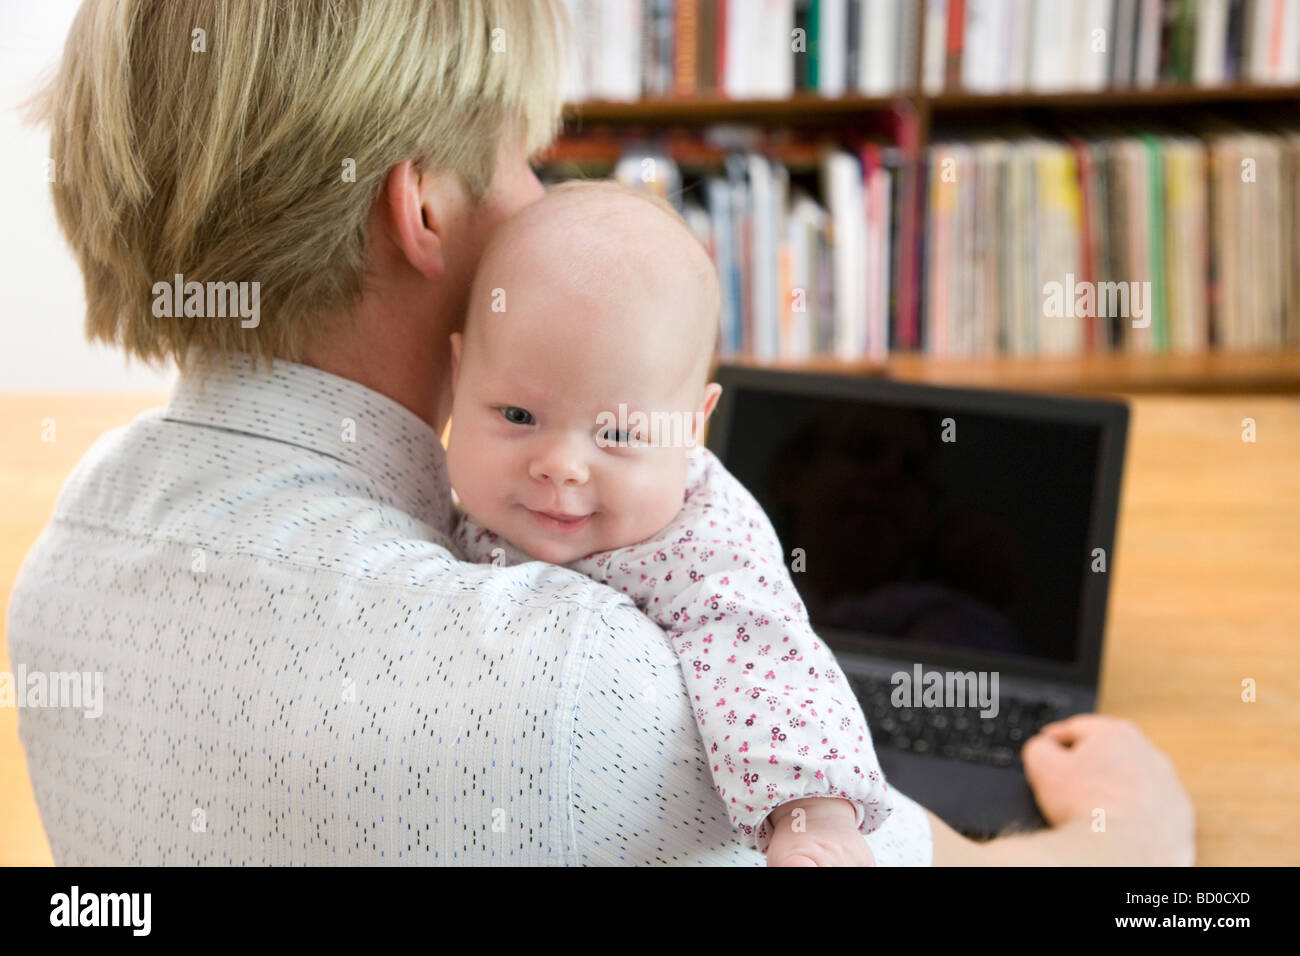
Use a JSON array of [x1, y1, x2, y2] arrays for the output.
[[554, 0, 1300, 394], [722, 348, 1300, 394], [563, 83, 1300, 393]]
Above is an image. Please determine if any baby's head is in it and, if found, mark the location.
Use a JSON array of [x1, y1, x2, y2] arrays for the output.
[[446, 180, 722, 565]]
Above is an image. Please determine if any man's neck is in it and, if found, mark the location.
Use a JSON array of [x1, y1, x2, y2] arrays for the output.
[[301, 300, 456, 436]]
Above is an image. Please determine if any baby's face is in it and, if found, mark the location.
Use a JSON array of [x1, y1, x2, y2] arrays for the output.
[[446, 269, 720, 566]]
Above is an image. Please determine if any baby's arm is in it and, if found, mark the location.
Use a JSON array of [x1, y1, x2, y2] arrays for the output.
[[568, 447, 893, 855]]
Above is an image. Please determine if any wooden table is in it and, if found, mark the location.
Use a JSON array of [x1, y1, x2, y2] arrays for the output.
[[2, 392, 1297, 865]]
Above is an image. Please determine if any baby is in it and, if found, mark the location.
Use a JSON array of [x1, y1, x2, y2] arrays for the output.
[[445, 179, 892, 864]]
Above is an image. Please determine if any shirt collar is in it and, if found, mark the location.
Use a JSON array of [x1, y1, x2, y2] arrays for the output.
[[162, 352, 455, 534]]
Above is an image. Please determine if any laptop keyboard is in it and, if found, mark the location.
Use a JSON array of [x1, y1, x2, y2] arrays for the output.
[[850, 674, 1065, 768]]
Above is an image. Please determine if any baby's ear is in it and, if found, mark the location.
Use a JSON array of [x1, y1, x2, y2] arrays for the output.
[[700, 382, 722, 419], [693, 383, 723, 441], [450, 332, 463, 389]]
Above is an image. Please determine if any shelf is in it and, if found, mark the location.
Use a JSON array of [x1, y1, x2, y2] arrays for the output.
[[563, 85, 1300, 126], [926, 84, 1300, 112], [541, 134, 829, 170], [719, 350, 1300, 394], [564, 93, 902, 125]]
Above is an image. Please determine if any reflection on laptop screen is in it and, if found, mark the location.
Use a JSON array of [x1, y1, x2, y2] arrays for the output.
[[720, 388, 1103, 666]]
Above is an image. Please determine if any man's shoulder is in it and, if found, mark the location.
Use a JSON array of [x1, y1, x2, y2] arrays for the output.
[[33, 408, 671, 646], [47, 410, 423, 568]]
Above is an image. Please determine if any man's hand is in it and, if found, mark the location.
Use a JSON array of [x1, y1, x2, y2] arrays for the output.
[[764, 797, 876, 867], [1019, 714, 1196, 866]]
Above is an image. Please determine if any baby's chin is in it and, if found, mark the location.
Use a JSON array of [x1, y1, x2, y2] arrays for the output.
[[512, 530, 598, 566], [531, 543, 592, 566], [505, 509, 604, 565]]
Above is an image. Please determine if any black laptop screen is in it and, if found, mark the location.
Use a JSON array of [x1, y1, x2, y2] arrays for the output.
[[718, 387, 1103, 666]]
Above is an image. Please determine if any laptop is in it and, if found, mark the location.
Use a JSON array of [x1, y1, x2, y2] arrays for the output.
[[706, 365, 1129, 838]]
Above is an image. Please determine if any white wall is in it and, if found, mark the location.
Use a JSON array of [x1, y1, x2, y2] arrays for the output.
[[0, 0, 175, 391]]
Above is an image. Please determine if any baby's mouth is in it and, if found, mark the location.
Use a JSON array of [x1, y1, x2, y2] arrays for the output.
[[524, 507, 594, 535]]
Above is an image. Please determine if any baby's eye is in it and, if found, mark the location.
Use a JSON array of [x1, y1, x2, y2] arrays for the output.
[[499, 406, 534, 426], [599, 427, 647, 447]]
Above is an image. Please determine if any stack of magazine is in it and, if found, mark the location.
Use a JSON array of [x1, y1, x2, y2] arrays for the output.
[[923, 124, 1300, 357]]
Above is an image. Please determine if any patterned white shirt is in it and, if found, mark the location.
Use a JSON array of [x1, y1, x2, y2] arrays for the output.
[[456, 447, 893, 851], [7, 355, 931, 865]]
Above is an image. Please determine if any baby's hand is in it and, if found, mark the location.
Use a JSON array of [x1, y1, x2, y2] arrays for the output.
[[764, 798, 876, 867]]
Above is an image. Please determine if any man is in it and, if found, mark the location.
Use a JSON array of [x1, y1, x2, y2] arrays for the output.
[[8, 0, 1193, 865]]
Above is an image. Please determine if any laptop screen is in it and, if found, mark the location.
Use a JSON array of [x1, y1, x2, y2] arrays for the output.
[[712, 378, 1119, 673]]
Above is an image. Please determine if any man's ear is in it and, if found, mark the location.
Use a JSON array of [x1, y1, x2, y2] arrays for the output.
[[450, 331, 463, 391], [384, 160, 447, 281], [693, 383, 723, 442]]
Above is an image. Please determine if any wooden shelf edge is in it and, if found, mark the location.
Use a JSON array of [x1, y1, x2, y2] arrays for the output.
[[564, 85, 1300, 124], [926, 84, 1300, 111], [716, 350, 1300, 394], [564, 92, 903, 124]]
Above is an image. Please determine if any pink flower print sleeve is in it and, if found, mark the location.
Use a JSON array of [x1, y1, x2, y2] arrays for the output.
[[454, 446, 893, 853]]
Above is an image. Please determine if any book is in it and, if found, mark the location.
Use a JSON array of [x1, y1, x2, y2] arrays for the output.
[[822, 148, 867, 357], [945, 0, 966, 91], [923, 0, 949, 93], [1195, 0, 1231, 86], [1112, 0, 1140, 87], [674, 0, 700, 95], [860, 0, 900, 94]]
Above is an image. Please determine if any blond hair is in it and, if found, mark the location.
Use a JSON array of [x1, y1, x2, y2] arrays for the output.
[[29, 0, 568, 372]]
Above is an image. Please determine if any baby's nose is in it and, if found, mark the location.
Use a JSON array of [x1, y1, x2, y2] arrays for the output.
[[529, 443, 589, 486]]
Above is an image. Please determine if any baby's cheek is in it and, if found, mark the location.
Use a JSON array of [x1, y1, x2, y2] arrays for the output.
[[618, 459, 689, 543], [445, 438, 471, 502], [447, 433, 494, 515]]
